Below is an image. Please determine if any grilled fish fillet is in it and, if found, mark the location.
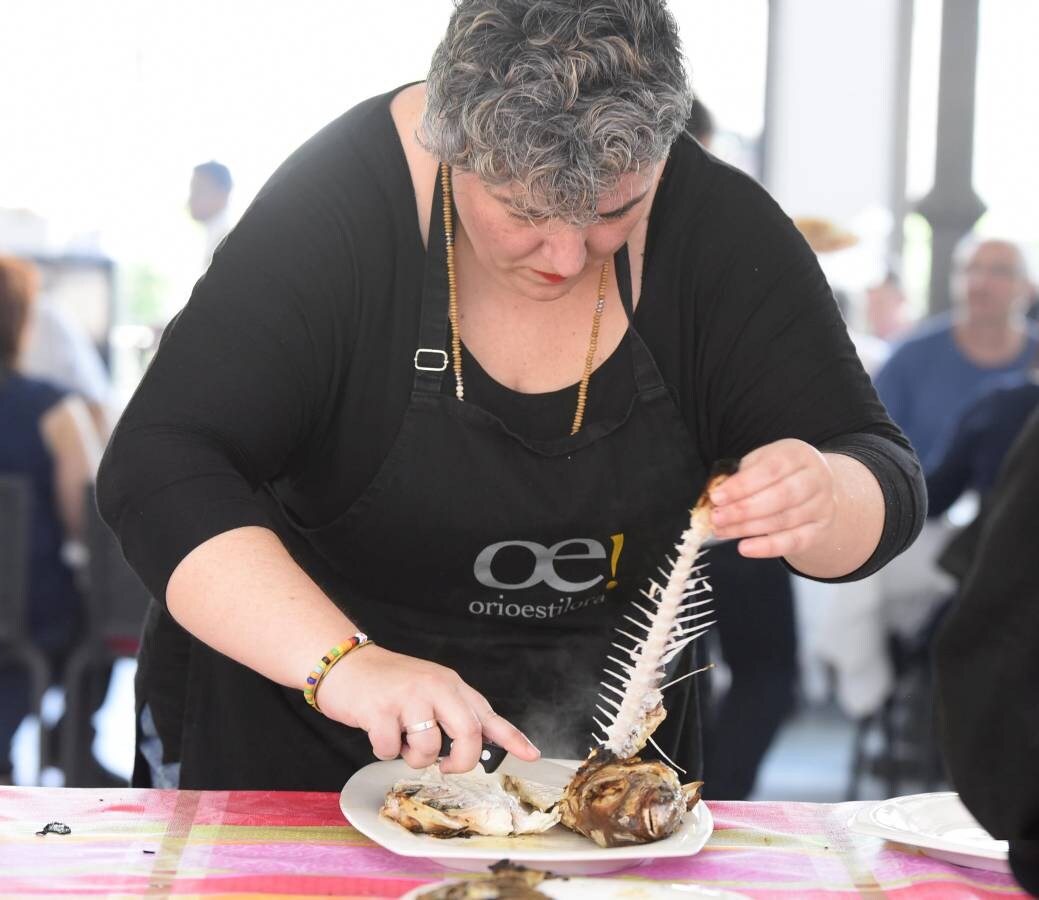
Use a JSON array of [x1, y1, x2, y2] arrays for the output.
[[381, 766, 560, 838]]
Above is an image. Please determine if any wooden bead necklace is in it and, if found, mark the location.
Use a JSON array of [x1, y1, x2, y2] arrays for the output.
[[439, 163, 610, 435]]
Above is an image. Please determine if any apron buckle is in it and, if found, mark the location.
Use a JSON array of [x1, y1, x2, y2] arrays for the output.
[[414, 348, 449, 372]]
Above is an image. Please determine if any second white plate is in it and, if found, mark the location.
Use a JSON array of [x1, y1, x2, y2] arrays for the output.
[[848, 792, 1010, 873], [341, 758, 714, 876]]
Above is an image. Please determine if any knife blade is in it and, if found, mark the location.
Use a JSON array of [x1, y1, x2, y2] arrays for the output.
[[495, 752, 577, 787]]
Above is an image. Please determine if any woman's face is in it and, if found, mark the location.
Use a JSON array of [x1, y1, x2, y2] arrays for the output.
[[450, 165, 661, 300]]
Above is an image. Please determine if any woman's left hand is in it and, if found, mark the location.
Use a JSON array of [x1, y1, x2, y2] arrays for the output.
[[708, 438, 837, 560]]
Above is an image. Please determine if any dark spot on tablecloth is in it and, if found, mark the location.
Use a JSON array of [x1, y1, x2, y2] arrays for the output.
[[36, 822, 71, 836]]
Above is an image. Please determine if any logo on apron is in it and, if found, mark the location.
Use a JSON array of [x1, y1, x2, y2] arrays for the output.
[[468, 533, 624, 619]]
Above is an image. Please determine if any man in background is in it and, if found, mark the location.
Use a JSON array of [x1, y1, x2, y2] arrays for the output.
[[829, 238, 1039, 717], [188, 161, 233, 272], [875, 237, 1037, 470], [865, 267, 909, 343]]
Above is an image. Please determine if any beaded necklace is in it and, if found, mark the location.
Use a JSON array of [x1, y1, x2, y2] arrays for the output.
[[439, 163, 610, 435]]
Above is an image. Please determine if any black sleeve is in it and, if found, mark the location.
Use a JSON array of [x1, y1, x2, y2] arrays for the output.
[[692, 173, 925, 581], [812, 432, 925, 581], [934, 408, 1039, 875], [96, 174, 360, 603], [1010, 841, 1039, 896], [924, 399, 985, 517]]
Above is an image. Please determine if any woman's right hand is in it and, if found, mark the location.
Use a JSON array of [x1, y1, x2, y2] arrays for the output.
[[317, 644, 541, 774]]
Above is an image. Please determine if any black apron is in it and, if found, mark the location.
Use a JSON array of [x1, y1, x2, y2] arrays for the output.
[[157, 176, 710, 790]]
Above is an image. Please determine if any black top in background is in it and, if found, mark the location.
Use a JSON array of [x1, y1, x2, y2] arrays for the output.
[[934, 407, 1039, 896]]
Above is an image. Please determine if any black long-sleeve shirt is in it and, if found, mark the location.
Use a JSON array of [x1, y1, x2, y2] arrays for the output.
[[98, 86, 923, 605], [934, 407, 1039, 894]]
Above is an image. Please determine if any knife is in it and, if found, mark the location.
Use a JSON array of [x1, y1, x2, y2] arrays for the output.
[[434, 735, 509, 772], [429, 735, 574, 785], [433, 737, 573, 788]]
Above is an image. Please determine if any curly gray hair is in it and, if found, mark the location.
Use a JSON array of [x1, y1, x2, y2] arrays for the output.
[[421, 0, 692, 225]]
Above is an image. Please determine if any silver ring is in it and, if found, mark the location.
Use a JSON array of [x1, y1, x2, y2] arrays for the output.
[[405, 719, 438, 735]]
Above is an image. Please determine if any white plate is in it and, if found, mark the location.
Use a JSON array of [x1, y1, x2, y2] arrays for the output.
[[848, 792, 1010, 873], [341, 758, 714, 876], [400, 878, 748, 899]]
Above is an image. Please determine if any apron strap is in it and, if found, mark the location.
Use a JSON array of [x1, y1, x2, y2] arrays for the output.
[[413, 181, 670, 400], [413, 171, 452, 395], [613, 245, 670, 396]]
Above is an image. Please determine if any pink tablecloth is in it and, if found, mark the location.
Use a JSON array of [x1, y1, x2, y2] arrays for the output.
[[0, 787, 1025, 898]]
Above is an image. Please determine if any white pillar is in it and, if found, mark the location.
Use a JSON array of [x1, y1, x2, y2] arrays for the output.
[[763, 0, 910, 287]]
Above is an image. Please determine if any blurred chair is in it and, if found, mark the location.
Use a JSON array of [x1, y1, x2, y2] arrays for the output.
[[0, 474, 51, 782], [61, 485, 150, 784], [845, 601, 951, 800]]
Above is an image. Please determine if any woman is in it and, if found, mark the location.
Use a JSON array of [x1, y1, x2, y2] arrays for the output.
[[0, 256, 100, 782], [98, 0, 924, 791]]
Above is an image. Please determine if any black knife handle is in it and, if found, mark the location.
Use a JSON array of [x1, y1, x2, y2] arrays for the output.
[[436, 734, 508, 772], [400, 729, 508, 771]]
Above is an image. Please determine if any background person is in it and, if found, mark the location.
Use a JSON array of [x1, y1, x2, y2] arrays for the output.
[[188, 160, 233, 272], [924, 351, 1039, 589], [926, 358, 1039, 520], [865, 266, 909, 343], [868, 237, 1038, 641], [0, 256, 104, 785], [875, 237, 1038, 471], [808, 239, 1037, 739], [21, 291, 113, 440]]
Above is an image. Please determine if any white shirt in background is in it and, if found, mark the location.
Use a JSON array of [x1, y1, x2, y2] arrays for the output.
[[202, 208, 233, 272], [22, 301, 112, 407]]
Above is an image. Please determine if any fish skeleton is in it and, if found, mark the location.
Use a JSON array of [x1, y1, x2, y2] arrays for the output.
[[557, 460, 737, 847]]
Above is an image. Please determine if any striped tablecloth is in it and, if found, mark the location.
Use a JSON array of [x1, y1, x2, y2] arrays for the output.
[[0, 787, 1025, 898]]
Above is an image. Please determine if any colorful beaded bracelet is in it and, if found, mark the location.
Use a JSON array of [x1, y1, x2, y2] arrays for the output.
[[303, 632, 371, 713]]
